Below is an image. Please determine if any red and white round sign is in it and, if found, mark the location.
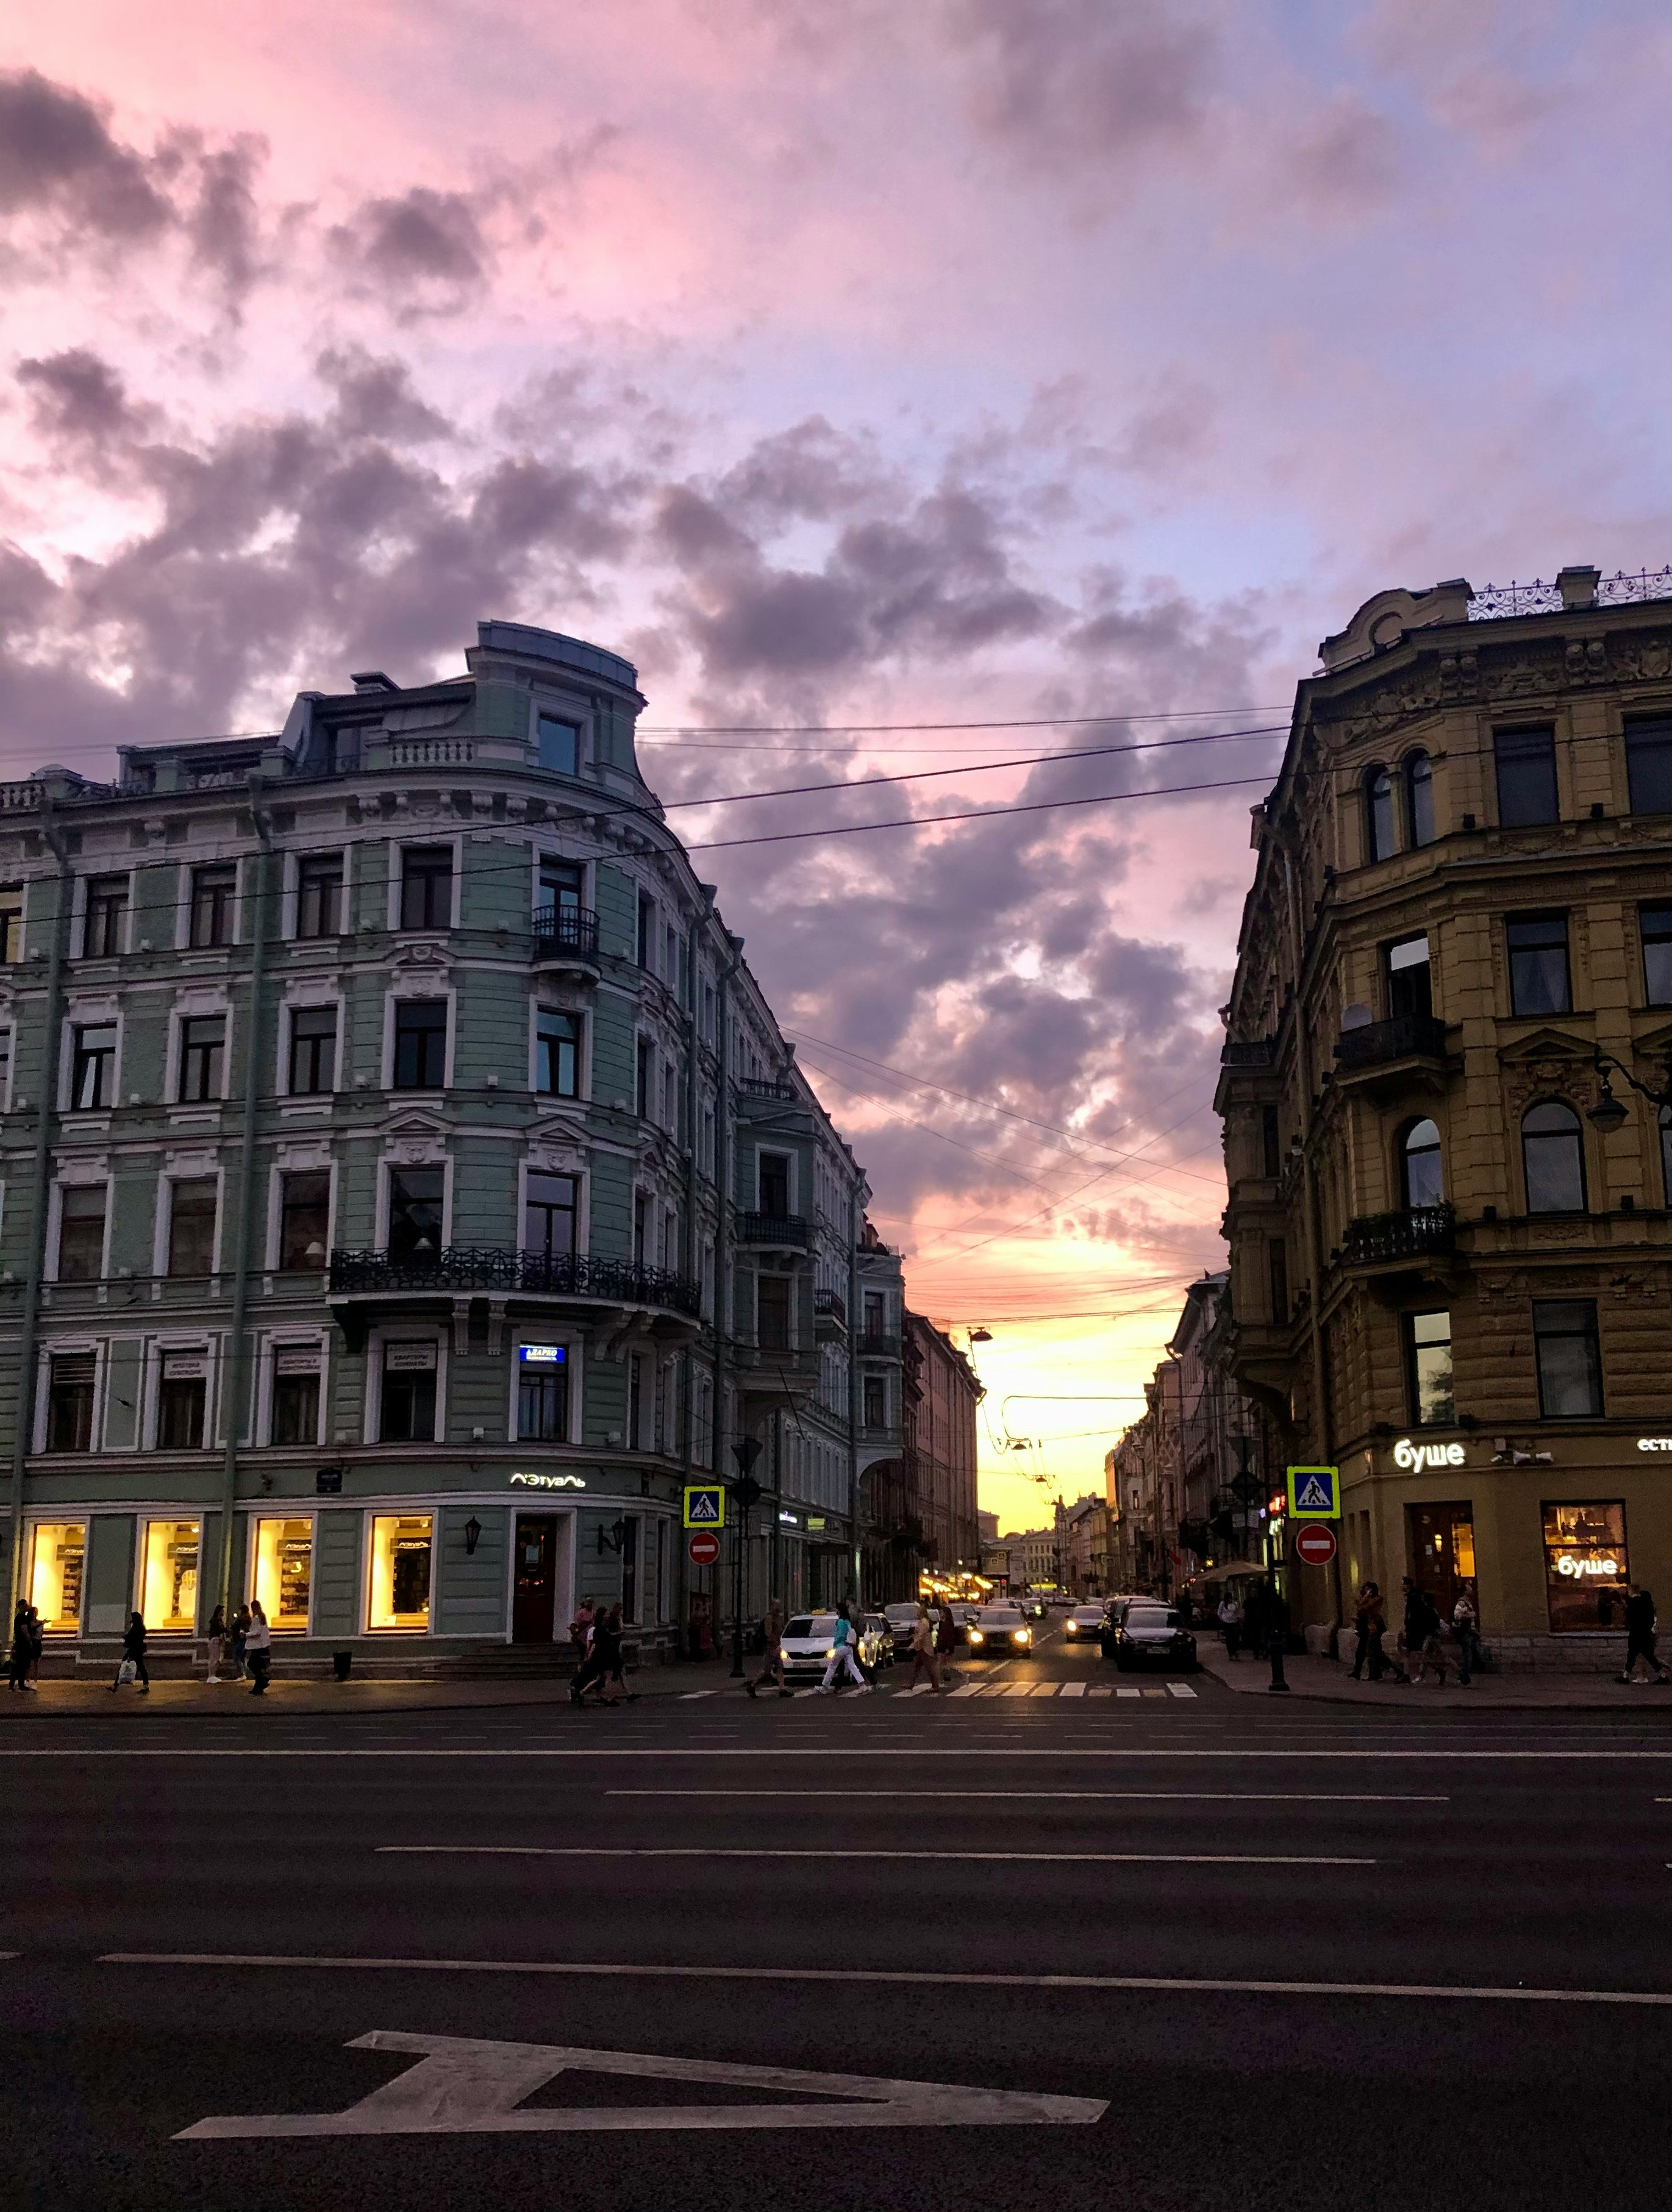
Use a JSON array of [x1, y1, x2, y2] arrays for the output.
[[1293, 1524, 1337, 1568], [688, 1531, 721, 1567]]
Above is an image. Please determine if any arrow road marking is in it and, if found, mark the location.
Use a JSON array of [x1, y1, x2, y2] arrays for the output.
[[173, 2031, 1109, 2138]]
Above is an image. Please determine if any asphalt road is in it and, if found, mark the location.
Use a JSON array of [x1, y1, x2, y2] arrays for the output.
[[5, 1621, 1672, 2211]]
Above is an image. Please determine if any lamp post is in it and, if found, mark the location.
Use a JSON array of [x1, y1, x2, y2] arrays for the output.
[[729, 1437, 764, 1679], [1587, 1049, 1672, 1135]]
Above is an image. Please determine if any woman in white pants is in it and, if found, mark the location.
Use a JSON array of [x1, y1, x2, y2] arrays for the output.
[[817, 1606, 872, 1694]]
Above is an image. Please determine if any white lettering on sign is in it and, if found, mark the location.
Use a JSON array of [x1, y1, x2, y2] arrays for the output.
[[509, 1471, 585, 1491], [384, 1343, 437, 1372], [1637, 1438, 1672, 1453], [519, 1344, 566, 1365], [161, 1355, 208, 1380], [174, 2030, 1108, 2138], [1393, 1438, 1466, 1472], [1555, 1555, 1620, 1579]]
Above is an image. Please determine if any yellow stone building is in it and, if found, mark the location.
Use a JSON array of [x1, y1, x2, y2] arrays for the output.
[[1216, 566, 1672, 1668]]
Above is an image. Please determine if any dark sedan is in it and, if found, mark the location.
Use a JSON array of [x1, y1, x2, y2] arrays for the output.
[[1102, 1602, 1197, 1672]]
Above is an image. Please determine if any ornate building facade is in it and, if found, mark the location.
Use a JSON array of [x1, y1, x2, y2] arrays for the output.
[[1216, 566, 1672, 1665]]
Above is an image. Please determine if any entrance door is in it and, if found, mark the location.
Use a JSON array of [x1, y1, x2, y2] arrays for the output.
[[1407, 1502, 1475, 1621], [512, 1515, 559, 1643]]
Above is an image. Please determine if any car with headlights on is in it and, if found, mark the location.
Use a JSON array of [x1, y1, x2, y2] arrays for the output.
[[1102, 1602, 1197, 1672], [779, 1613, 889, 1684], [965, 1605, 1037, 1660], [883, 1602, 923, 1660], [1062, 1604, 1107, 1644]]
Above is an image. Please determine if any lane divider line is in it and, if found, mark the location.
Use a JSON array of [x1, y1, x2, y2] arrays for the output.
[[602, 1790, 1449, 1802], [375, 1846, 1374, 1865], [3, 1747, 1670, 1760], [96, 1954, 1672, 2007]]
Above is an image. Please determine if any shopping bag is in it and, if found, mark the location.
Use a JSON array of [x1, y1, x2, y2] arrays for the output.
[[117, 1658, 136, 1685]]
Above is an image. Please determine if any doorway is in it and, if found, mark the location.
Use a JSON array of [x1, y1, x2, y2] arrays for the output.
[[1406, 1502, 1475, 1621], [513, 1515, 560, 1643]]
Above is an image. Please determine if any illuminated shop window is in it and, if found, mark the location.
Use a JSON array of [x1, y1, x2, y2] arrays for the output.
[[369, 1513, 433, 1631], [252, 1517, 313, 1632], [1542, 1501, 1627, 1634], [29, 1522, 85, 1633], [141, 1518, 201, 1633]]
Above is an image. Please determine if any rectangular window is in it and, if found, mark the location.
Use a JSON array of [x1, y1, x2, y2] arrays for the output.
[[83, 874, 128, 958], [278, 1171, 330, 1271], [1542, 1501, 1628, 1634], [758, 1275, 791, 1351], [863, 1290, 886, 1343], [635, 1035, 651, 1118], [1260, 1105, 1281, 1179], [252, 1516, 313, 1630], [517, 1343, 570, 1441], [633, 1190, 648, 1267], [270, 1347, 322, 1446], [189, 866, 237, 949], [1624, 717, 1672, 816], [637, 893, 656, 970], [178, 1015, 226, 1102], [288, 1004, 337, 1094], [1387, 935, 1432, 1020], [628, 1351, 645, 1446], [535, 1009, 580, 1097], [69, 1021, 116, 1110], [537, 713, 579, 776], [45, 1355, 96, 1452], [368, 1513, 433, 1629], [0, 1029, 10, 1106], [621, 1517, 640, 1621], [1404, 1310, 1454, 1427], [399, 847, 452, 931], [0, 891, 21, 963], [1494, 726, 1559, 826], [538, 858, 584, 917], [759, 1152, 791, 1216], [28, 1521, 85, 1631], [379, 1341, 437, 1443], [665, 923, 677, 984], [388, 1168, 444, 1265], [156, 1352, 208, 1449], [392, 999, 448, 1089], [1642, 905, 1672, 1007], [523, 1171, 577, 1261], [1268, 1237, 1288, 1323], [296, 854, 343, 939], [1506, 914, 1571, 1016], [57, 1185, 107, 1281], [140, 1517, 201, 1632], [863, 1373, 886, 1429], [1534, 1298, 1602, 1419], [166, 1179, 218, 1277]]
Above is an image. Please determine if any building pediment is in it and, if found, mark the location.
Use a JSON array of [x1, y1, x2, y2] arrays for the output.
[[1496, 1027, 1594, 1067], [382, 1108, 449, 1140]]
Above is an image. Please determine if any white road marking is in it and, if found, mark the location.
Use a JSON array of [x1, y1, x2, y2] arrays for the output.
[[1059, 1682, 1087, 1697], [678, 1693, 718, 1700], [1167, 1685, 1198, 1699], [604, 1791, 1447, 1802], [116, 1955, 1672, 2010], [377, 1846, 1372, 1865], [1087, 1686, 1113, 1697], [948, 1685, 984, 1698], [1031, 1682, 1060, 1697], [6, 1747, 1671, 1760], [1116, 1688, 1141, 1698], [1002, 1683, 1036, 1697], [173, 2030, 1107, 2138]]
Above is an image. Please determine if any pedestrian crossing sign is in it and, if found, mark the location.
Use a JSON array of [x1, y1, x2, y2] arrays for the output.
[[1286, 1466, 1340, 1520], [683, 1483, 726, 1530]]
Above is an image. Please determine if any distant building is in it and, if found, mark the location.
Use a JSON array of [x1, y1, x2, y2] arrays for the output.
[[862, 1310, 982, 1602]]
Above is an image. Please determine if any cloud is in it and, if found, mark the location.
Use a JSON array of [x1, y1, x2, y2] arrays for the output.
[[327, 186, 489, 316], [16, 348, 160, 457]]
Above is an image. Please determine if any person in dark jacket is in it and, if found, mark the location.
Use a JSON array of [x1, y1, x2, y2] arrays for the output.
[[1405, 1582, 1446, 1684], [1351, 1582, 1386, 1681], [1619, 1585, 1669, 1683], [112, 1612, 150, 1692], [8, 1600, 32, 1692]]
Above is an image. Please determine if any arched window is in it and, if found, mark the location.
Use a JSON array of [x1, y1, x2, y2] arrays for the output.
[[1522, 1100, 1587, 1214], [1405, 751, 1435, 847], [1401, 1119, 1444, 1208], [1365, 767, 1395, 862]]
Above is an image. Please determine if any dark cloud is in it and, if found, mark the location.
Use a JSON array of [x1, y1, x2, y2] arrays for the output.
[[1282, 93, 1402, 216], [327, 187, 488, 316], [945, 0, 1216, 170], [16, 349, 159, 455], [316, 347, 454, 444]]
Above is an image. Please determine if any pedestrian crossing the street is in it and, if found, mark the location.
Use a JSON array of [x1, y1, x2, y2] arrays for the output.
[[679, 1680, 1198, 1702]]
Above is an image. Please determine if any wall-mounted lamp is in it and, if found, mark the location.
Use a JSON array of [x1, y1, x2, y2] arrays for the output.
[[463, 1516, 483, 1557], [597, 1517, 630, 1556]]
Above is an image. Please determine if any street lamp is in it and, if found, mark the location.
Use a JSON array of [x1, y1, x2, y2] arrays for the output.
[[1587, 1049, 1672, 1134], [463, 1516, 482, 1558], [729, 1436, 764, 1679]]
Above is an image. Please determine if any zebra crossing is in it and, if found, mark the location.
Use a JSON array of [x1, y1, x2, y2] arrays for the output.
[[679, 1677, 1198, 1701]]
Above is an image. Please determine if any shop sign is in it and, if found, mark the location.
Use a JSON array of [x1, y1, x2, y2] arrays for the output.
[[274, 1347, 321, 1375], [162, 1354, 208, 1379], [778, 1511, 800, 1527], [807, 1516, 826, 1532], [1554, 1553, 1621, 1579], [385, 1343, 437, 1372], [509, 1471, 586, 1491], [1637, 1438, 1672, 1453], [519, 1344, 567, 1365], [1393, 1437, 1467, 1471]]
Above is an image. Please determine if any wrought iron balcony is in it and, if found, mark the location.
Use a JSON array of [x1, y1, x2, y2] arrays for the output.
[[813, 1287, 847, 1336], [1220, 1038, 1275, 1068], [737, 1077, 798, 1101], [735, 1213, 810, 1249], [1341, 1204, 1456, 1268], [329, 1246, 702, 1316], [532, 906, 600, 958], [857, 1329, 902, 1358], [1335, 1013, 1449, 1071]]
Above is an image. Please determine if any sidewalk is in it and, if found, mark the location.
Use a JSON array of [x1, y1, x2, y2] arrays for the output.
[[0, 1656, 745, 1719], [1201, 1643, 1672, 1709]]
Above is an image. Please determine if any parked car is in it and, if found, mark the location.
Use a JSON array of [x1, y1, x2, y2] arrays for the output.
[[965, 1605, 1037, 1659], [1062, 1604, 1107, 1643], [1102, 1602, 1198, 1672], [779, 1613, 891, 1683], [883, 1602, 922, 1659]]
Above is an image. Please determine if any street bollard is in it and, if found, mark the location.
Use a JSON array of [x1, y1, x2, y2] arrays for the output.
[[1268, 1637, 1289, 1693]]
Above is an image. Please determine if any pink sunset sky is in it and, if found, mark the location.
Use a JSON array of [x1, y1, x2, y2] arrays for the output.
[[0, 0, 1667, 1531]]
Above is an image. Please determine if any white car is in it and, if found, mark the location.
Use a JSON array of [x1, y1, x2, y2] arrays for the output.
[[1063, 1605, 1107, 1642], [779, 1613, 888, 1683], [965, 1605, 1036, 1659]]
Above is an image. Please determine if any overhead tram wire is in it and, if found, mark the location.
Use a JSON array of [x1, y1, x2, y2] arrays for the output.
[[637, 705, 1292, 735]]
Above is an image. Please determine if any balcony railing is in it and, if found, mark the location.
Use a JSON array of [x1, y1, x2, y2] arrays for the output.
[[737, 1077, 798, 1101], [1220, 1038, 1275, 1068], [1468, 567, 1672, 620], [532, 906, 600, 957], [1342, 1204, 1456, 1267], [858, 1329, 902, 1358], [735, 1213, 810, 1248], [813, 1288, 847, 1327], [1335, 1013, 1449, 1071], [329, 1246, 702, 1316]]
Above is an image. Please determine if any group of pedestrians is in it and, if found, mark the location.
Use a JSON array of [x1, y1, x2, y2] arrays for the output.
[[7, 1602, 43, 1690], [1348, 1578, 1474, 1683], [568, 1599, 634, 1705], [201, 1602, 271, 1693]]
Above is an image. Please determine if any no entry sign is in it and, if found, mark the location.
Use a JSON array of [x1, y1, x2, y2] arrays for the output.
[[1293, 1524, 1337, 1568], [688, 1531, 721, 1567]]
